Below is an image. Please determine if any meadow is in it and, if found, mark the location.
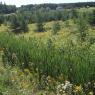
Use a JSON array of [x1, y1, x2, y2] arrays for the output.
[[0, 17, 95, 95]]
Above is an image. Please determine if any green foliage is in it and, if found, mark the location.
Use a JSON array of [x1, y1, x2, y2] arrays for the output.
[[77, 14, 88, 42], [1, 4, 95, 30], [0, 15, 4, 26], [70, 9, 78, 19], [9, 14, 28, 33], [0, 3, 95, 95], [52, 22, 61, 35], [88, 10, 95, 26], [0, 32, 95, 86], [36, 23, 44, 32], [35, 10, 45, 32], [19, 2, 95, 12], [0, 2, 16, 14]]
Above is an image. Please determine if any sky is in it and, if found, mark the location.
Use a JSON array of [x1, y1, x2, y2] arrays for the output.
[[0, 0, 95, 7]]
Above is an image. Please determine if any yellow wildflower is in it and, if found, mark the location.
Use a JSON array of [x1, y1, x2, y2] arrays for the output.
[[89, 91, 93, 95], [74, 85, 83, 92]]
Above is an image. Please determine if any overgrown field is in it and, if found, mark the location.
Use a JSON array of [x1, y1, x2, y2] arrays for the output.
[[0, 19, 95, 94]]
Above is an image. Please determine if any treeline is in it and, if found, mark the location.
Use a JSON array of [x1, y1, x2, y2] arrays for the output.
[[0, 1, 95, 14], [0, 2, 16, 14], [19, 2, 95, 11]]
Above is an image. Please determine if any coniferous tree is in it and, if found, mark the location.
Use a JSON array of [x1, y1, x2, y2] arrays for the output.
[[9, 14, 28, 33], [77, 15, 88, 42], [0, 15, 4, 26], [52, 21, 61, 35], [35, 10, 45, 32], [89, 10, 95, 26]]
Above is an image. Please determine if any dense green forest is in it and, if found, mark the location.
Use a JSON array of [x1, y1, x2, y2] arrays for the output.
[[0, 2, 95, 95]]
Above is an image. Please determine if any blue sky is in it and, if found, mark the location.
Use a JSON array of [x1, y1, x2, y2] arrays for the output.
[[0, 0, 95, 7]]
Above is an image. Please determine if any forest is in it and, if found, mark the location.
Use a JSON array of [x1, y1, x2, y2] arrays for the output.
[[0, 1, 95, 95]]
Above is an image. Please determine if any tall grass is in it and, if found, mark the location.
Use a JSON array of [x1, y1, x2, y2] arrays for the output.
[[0, 32, 95, 85]]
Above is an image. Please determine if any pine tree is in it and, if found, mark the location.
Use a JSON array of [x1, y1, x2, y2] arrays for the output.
[[77, 14, 88, 42], [52, 21, 61, 35], [0, 15, 4, 26], [89, 10, 95, 26], [35, 10, 45, 32], [9, 14, 28, 33]]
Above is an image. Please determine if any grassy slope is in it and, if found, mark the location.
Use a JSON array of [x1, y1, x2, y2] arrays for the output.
[[0, 21, 95, 94], [0, 8, 95, 94]]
